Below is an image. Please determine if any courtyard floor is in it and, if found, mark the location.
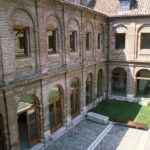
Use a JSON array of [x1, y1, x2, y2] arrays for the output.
[[46, 120, 150, 150]]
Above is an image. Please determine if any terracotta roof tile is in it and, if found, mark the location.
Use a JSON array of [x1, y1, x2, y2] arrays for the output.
[[93, 0, 150, 17]]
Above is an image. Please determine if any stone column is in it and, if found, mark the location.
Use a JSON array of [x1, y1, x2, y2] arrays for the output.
[[5, 90, 20, 150]]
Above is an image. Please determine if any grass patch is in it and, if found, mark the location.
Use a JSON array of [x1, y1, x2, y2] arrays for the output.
[[92, 100, 150, 128]]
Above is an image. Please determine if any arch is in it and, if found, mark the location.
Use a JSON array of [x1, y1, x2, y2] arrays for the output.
[[45, 14, 62, 53], [113, 24, 127, 33], [86, 73, 93, 105], [17, 94, 42, 149], [137, 24, 150, 34], [136, 69, 150, 97], [0, 114, 6, 150], [85, 21, 94, 33], [85, 21, 94, 51], [137, 24, 150, 51], [45, 14, 62, 31], [67, 17, 80, 32], [97, 69, 103, 97], [111, 67, 127, 96], [49, 85, 64, 133], [70, 78, 80, 118], [67, 17, 80, 52], [10, 8, 34, 28]]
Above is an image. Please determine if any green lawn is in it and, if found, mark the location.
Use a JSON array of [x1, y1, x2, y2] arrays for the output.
[[92, 100, 150, 128]]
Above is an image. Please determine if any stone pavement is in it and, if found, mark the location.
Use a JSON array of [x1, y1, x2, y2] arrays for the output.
[[46, 120, 107, 150], [46, 120, 150, 150], [95, 125, 150, 150]]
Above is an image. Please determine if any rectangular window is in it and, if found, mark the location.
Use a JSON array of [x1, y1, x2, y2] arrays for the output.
[[97, 33, 103, 49], [115, 33, 125, 49], [140, 33, 150, 49], [48, 30, 57, 55], [86, 32, 90, 50], [70, 31, 77, 52], [15, 27, 29, 57]]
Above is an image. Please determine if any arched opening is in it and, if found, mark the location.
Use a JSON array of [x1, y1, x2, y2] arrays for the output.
[[111, 68, 127, 96], [136, 69, 150, 97], [49, 85, 63, 133], [46, 15, 62, 55], [0, 114, 6, 150], [97, 69, 103, 97], [70, 78, 80, 118], [17, 95, 41, 150], [86, 73, 93, 105], [68, 18, 80, 52]]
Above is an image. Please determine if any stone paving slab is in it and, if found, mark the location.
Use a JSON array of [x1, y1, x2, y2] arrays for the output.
[[95, 125, 148, 150], [47, 120, 107, 150]]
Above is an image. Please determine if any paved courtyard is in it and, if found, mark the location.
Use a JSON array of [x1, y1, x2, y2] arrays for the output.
[[47, 120, 107, 150], [46, 120, 150, 150]]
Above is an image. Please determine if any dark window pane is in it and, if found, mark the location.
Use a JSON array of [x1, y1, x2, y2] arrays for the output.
[[70, 31, 76, 52], [48, 30, 57, 54], [15, 27, 29, 57], [115, 33, 125, 49], [141, 33, 150, 49], [86, 33, 90, 50], [97, 33, 100, 49]]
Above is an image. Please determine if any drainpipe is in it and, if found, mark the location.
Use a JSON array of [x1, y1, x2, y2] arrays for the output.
[[106, 18, 110, 100]]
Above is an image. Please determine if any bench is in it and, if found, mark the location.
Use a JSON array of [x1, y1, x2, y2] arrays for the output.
[[86, 112, 109, 125]]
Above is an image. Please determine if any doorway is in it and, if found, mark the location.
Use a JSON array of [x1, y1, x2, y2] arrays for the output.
[[0, 115, 6, 150], [49, 86, 63, 133], [18, 112, 29, 150]]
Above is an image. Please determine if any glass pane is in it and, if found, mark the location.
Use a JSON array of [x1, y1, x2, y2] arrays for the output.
[[115, 33, 125, 49], [141, 33, 150, 49], [137, 80, 150, 97]]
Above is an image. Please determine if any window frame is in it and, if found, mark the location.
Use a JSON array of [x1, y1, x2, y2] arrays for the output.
[[70, 31, 77, 52], [140, 33, 150, 50], [115, 33, 126, 50], [86, 32, 91, 51], [47, 29, 58, 55], [97, 33, 103, 50], [14, 27, 30, 58]]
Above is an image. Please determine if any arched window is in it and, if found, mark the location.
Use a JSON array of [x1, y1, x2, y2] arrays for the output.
[[70, 78, 80, 118], [68, 19, 80, 52], [136, 69, 150, 97], [12, 10, 34, 58], [97, 70, 103, 97], [0, 114, 6, 150], [85, 22, 94, 51], [46, 15, 62, 55], [113, 25, 127, 50], [17, 95, 41, 149], [86, 73, 93, 105], [49, 86, 63, 133], [112, 68, 127, 96]]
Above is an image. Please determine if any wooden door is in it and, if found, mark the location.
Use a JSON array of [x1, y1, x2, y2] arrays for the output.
[[71, 89, 80, 118], [49, 99, 62, 133], [27, 108, 40, 145]]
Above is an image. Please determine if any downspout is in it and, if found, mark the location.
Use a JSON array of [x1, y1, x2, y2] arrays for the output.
[[106, 18, 110, 100]]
